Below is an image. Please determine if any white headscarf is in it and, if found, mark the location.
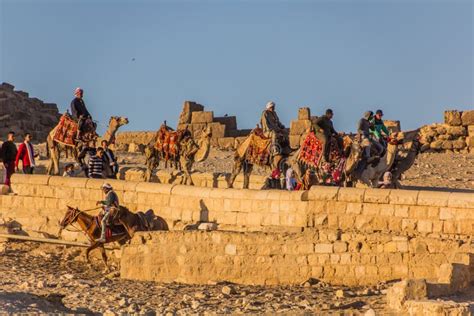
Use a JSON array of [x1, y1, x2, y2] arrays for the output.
[[266, 101, 275, 110]]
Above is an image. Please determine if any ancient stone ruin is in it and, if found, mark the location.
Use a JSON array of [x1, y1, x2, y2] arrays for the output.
[[0, 82, 61, 142], [420, 110, 474, 153]]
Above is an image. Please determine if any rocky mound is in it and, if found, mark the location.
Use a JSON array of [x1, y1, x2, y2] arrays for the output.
[[0, 82, 60, 142], [419, 110, 474, 153]]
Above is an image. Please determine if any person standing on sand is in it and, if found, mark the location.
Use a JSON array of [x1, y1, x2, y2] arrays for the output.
[[101, 140, 118, 179], [15, 133, 37, 174], [1, 131, 17, 186]]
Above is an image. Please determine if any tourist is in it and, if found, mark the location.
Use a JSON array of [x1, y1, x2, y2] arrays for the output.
[[102, 140, 118, 179], [1, 131, 17, 186], [15, 133, 37, 174], [358, 111, 383, 161], [314, 109, 342, 163], [285, 168, 298, 191], [88, 147, 105, 178], [63, 163, 80, 177], [370, 109, 390, 148], [379, 171, 394, 189], [96, 183, 120, 243], [260, 101, 286, 154], [70, 87, 92, 140]]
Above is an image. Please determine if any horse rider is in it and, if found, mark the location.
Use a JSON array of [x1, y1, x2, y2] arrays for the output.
[[358, 111, 383, 161], [314, 109, 342, 163], [260, 101, 287, 154], [96, 183, 120, 243], [70, 87, 92, 140], [370, 109, 390, 148]]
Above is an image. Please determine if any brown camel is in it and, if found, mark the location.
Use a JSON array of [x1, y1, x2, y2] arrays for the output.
[[46, 116, 129, 175], [144, 126, 212, 185]]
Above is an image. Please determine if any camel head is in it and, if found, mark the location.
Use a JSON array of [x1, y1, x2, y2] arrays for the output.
[[194, 126, 212, 162], [109, 116, 129, 129]]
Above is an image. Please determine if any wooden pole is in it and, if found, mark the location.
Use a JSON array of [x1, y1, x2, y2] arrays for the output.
[[0, 233, 119, 250]]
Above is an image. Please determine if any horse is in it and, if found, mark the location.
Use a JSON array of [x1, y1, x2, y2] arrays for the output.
[[58, 206, 168, 271]]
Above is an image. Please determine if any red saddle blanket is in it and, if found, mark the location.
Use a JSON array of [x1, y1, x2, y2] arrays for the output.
[[245, 132, 271, 166], [154, 124, 183, 162], [298, 132, 342, 168], [53, 115, 78, 146]]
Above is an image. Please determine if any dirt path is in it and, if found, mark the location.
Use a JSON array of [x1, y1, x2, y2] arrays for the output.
[[0, 241, 391, 314]]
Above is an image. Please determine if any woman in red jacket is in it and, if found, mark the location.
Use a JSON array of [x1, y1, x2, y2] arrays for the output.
[[15, 133, 37, 174]]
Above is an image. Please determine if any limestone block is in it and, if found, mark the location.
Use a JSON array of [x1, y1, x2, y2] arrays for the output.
[[191, 111, 214, 124], [386, 279, 428, 311], [441, 140, 453, 150], [207, 122, 226, 139], [404, 300, 469, 316], [136, 182, 175, 195], [466, 136, 474, 148], [461, 110, 474, 126], [447, 193, 474, 208], [49, 176, 88, 189], [314, 243, 333, 253], [446, 126, 466, 137], [213, 116, 237, 131], [438, 263, 470, 293], [308, 186, 339, 201], [389, 190, 419, 205], [10, 174, 50, 185], [444, 110, 462, 126], [289, 134, 302, 149], [364, 189, 390, 204], [298, 107, 311, 120], [468, 125, 474, 136], [452, 138, 466, 150], [179, 101, 204, 124], [290, 120, 312, 135], [218, 137, 235, 150], [430, 140, 444, 150], [417, 191, 450, 207], [337, 187, 365, 203]]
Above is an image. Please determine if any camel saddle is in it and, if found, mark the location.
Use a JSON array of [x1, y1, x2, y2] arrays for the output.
[[53, 114, 97, 146], [238, 128, 271, 166], [154, 124, 184, 162], [298, 132, 343, 168]]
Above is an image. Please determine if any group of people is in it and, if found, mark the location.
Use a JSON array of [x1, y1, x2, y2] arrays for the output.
[[1, 131, 38, 186], [260, 101, 393, 190]]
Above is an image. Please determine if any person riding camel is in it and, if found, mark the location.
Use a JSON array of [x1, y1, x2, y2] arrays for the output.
[[96, 183, 120, 243], [370, 109, 390, 148], [358, 111, 383, 161], [260, 101, 287, 154], [314, 109, 342, 163], [70, 87, 92, 141]]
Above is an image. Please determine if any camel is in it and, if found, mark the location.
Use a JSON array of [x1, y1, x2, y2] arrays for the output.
[[289, 135, 364, 188], [355, 137, 401, 188], [144, 126, 212, 185], [227, 129, 293, 189], [46, 116, 129, 175], [390, 131, 421, 188]]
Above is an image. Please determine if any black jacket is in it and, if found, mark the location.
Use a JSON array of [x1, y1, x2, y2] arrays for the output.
[[1, 141, 17, 163], [315, 115, 337, 136], [71, 97, 91, 120]]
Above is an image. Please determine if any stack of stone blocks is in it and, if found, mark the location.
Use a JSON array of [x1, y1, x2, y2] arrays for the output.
[[419, 110, 474, 152]]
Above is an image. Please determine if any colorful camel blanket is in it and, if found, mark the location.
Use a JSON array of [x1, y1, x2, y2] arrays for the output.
[[241, 133, 271, 166], [154, 125, 183, 162], [53, 114, 78, 146], [298, 132, 347, 185]]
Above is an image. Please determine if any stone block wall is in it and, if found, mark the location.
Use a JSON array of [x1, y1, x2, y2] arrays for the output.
[[120, 230, 473, 286], [419, 110, 474, 153], [0, 82, 61, 141]]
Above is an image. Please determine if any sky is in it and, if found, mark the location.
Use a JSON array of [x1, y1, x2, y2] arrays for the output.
[[0, 0, 473, 134]]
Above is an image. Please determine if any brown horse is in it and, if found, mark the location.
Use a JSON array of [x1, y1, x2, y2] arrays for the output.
[[58, 206, 168, 271]]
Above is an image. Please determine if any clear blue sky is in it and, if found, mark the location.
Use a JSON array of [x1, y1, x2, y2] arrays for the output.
[[1, 0, 472, 134]]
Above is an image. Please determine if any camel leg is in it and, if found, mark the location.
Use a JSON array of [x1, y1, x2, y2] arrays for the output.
[[243, 162, 253, 189], [227, 159, 243, 189], [51, 145, 60, 175]]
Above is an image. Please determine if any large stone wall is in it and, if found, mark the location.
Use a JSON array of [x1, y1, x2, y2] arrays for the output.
[[121, 230, 473, 287], [0, 82, 61, 141], [2, 174, 474, 287], [2, 174, 474, 238]]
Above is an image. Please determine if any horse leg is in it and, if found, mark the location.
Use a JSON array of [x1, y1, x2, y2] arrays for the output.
[[228, 159, 243, 189], [99, 245, 110, 272], [86, 242, 101, 266], [119, 218, 135, 239], [243, 162, 253, 189]]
